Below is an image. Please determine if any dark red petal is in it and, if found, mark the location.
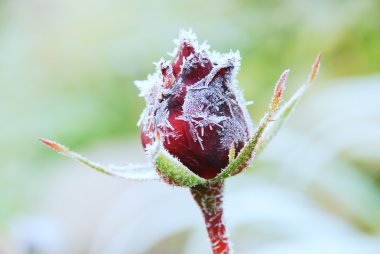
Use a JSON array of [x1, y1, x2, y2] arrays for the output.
[[172, 41, 195, 79], [181, 54, 213, 86], [166, 54, 213, 111], [162, 111, 228, 179], [140, 123, 154, 149], [160, 63, 249, 179], [160, 62, 175, 89]]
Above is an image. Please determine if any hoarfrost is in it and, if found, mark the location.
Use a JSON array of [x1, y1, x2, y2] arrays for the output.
[[235, 88, 254, 136], [171, 29, 210, 60], [219, 119, 248, 149], [134, 72, 159, 99], [137, 29, 251, 153], [154, 99, 178, 143], [176, 57, 249, 149]]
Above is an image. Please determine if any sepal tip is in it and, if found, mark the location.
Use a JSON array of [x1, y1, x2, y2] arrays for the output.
[[39, 138, 69, 156], [308, 52, 322, 84], [271, 69, 290, 112]]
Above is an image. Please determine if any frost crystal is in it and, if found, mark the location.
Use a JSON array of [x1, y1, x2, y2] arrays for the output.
[[176, 59, 248, 149], [137, 29, 252, 179]]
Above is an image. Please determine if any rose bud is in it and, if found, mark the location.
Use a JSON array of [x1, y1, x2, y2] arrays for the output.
[[40, 29, 321, 254], [136, 31, 253, 181]]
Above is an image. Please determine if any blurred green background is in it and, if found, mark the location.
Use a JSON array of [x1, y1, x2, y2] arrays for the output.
[[1, 0, 380, 253]]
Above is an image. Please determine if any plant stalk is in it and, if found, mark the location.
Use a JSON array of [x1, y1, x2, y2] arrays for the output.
[[190, 181, 231, 254]]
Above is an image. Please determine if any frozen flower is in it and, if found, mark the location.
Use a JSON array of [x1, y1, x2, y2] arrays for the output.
[[40, 30, 321, 254], [138, 30, 251, 180]]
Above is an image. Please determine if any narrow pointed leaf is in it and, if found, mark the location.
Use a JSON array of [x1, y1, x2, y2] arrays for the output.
[[308, 53, 322, 84], [271, 69, 289, 111], [39, 138, 159, 180], [256, 53, 322, 154]]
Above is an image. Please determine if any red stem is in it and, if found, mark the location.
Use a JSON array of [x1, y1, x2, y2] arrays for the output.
[[190, 181, 231, 254]]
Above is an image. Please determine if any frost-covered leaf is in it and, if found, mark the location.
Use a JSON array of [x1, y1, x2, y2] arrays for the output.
[[256, 53, 322, 154], [211, 70, 289, 182], [39, 138, 159, 180], [271, 69, 289, 112], [154, 146, 206, 187]]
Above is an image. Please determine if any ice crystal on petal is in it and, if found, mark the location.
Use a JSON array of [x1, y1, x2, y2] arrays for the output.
[[219, 119, 248, 149], [134, 72, 159, 99], [176, 62, 246, 149], [138, 29, 251, 179], [154, 99, 179, 143]]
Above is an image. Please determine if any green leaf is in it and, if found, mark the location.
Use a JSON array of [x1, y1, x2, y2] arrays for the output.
[[255, 85, 305, 154], [256, 53, 322, 155], [40, 138, 159, 180]]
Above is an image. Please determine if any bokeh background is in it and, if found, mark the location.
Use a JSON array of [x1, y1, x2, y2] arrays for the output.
[[1, 0, 380, 253]]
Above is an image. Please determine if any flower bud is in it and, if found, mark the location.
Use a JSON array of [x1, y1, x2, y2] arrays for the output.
[[136, 31, 252, 180]]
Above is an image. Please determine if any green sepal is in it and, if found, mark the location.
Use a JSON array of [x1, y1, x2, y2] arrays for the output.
[[40, 138, 159, 181], [255, 85, 306, 154], [256, 52, 321, 154], [154, 148, 207, 187]]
